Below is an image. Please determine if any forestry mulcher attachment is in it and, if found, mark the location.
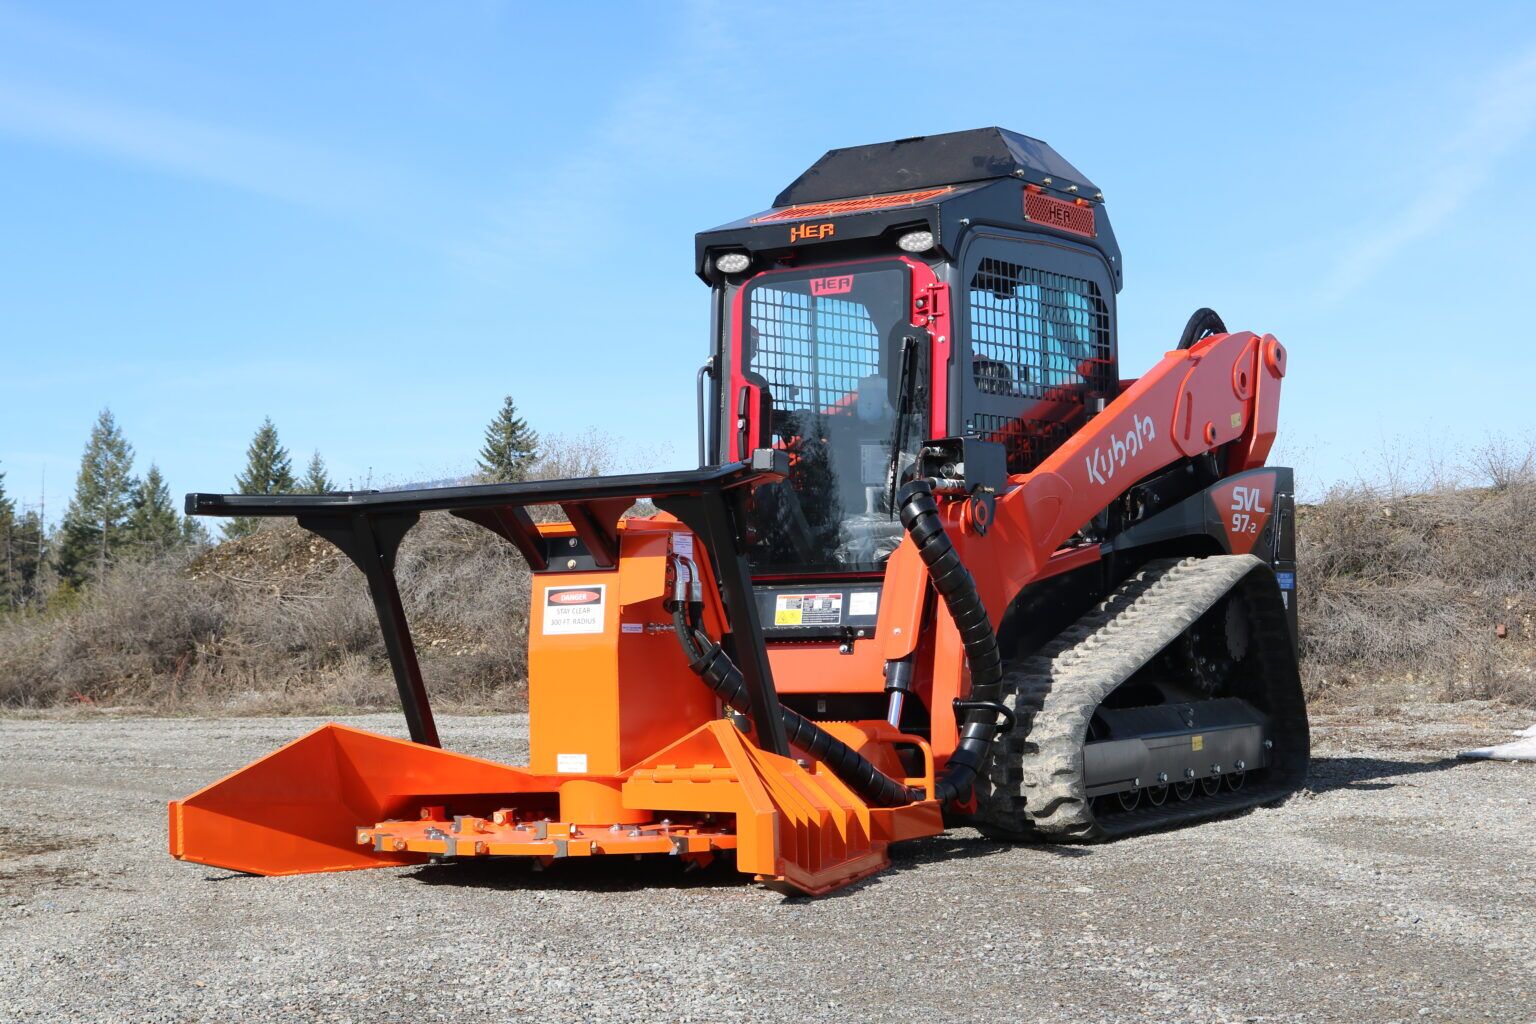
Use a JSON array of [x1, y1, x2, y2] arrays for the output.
[[171, 128, 1308, 895]]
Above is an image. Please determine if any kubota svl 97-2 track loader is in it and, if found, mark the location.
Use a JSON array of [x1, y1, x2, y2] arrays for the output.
[[170, 128, 1308, 895]]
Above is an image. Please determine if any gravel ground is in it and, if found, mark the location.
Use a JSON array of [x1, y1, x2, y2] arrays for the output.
[[1, 702, 1532, 1024]]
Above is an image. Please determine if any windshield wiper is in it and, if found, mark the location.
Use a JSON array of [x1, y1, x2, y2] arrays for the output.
[[886, 334, 921, 517]]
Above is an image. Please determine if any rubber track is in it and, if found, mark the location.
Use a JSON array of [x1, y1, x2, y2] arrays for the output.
[[978, 555, 1309, 841]]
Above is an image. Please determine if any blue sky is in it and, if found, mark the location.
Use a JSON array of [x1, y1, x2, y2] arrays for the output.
[[3, 1, 1535, 516]]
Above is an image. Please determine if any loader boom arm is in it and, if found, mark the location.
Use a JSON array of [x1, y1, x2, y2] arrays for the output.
[[999, 329, 1286, 583]]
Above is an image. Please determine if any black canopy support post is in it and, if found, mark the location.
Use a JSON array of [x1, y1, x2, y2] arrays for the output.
[[298, 511, 440, 748], [187, 452, 793, 754], [655, 486, 790, 759], [452, 505, 547, 571]]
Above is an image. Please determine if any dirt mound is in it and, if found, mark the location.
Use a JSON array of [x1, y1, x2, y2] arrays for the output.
[[188, 522, 342, 589], [0, 512, 529, 712]]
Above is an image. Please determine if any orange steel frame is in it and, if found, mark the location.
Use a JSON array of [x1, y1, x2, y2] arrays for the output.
[[169, 278, 1284, 893]]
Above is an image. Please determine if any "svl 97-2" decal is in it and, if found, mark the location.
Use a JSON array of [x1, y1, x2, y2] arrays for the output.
[[1210, 472, 1277, 555]]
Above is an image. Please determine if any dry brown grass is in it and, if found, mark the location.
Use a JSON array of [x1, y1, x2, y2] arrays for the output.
[[0, 512, 531, 713], [1298, 443, 1536, 707], [2, 435, 1532, 712]]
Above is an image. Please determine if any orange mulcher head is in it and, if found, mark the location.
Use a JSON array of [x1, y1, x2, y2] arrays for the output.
[[173, 456, 949, 895], [169, 719, 940, 895]]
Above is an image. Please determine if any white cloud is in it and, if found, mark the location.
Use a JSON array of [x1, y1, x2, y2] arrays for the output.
[[0, 80, 400, 216], [1320, 41, 1536, 303]]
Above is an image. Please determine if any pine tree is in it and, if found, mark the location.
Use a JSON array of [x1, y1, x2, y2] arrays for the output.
[[13, 509, 45, 607], [477, 396, 540, 483], [301, 451, 335, 494], [55, 409, 137, 586], [228, 417, 295, 538], [0, 465, 16, 609], [0, 464, 45, 610], [181, 516, 211, 547], [125, 463, 185, 555]]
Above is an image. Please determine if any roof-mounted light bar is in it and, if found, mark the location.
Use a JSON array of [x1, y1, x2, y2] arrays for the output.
[[752, 186, 954, 224]]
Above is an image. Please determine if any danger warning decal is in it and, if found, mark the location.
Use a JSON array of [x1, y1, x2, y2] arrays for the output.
[[1210, 472, 1277, 556], [774, 593, 843, 627], [542, 585, 606, 635]]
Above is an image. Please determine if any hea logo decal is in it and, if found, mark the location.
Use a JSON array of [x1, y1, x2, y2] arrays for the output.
[[789, 222, 835, 243], [810, 275, 854, 296], [1085, 413, 1157, 487]]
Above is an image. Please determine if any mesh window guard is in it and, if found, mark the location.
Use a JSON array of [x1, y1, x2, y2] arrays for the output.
[[966, 257, 1112, 474], [968, 257, 1110, 398], [747, 288, 882, 415]]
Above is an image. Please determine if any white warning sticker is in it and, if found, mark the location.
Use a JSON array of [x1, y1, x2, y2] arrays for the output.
[[774, 592, 843, 626], [556, 753, 587, 773], [671, 532, 694, 558], [849, 591, 879, 617], [542, 585, 606, 635]]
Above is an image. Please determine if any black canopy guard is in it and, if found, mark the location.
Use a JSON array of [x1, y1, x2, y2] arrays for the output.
[[186, 451, 793, 756], [775, 126, 1101, 207]]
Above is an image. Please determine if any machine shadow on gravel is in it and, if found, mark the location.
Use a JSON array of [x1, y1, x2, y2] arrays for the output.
[[406, 856, 753, 894], [401, 829, 1028, 900], [1305, 755, 1466, 793], [187, 828, 1053, 897]]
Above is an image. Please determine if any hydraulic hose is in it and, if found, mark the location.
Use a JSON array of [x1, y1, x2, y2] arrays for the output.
[[1177, 307, 1227, 350], [669, 478, 1006, 809], [896, 479, 1007, 803], [672, 605, 920, 808]]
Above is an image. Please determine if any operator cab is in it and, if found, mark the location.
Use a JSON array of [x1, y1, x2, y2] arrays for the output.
[[695, 127, 1123, 583], [736, 259, 926, 574]]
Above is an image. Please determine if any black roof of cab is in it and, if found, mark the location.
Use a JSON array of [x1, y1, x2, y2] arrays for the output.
[[774, 127, 1100, 206], [695, 127, 1121, 290]]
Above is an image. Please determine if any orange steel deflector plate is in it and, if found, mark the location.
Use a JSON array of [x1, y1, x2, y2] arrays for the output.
[[168, 723, 559, 875], [625, 720, 944, 896]]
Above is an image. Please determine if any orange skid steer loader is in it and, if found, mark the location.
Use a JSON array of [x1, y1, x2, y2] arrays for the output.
[[170, 128, 1308, 895]]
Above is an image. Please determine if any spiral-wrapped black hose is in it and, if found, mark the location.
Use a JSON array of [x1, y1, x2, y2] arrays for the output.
[[896, 479, 1006, 803], [672, 605, 919, 807], [669, 478, 1006, 809]]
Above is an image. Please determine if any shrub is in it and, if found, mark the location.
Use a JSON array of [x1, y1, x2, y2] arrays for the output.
[[1298, 444, 1536, 706], [3, 434, 1531, 712]]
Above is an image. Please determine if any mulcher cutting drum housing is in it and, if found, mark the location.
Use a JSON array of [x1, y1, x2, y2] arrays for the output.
[[170, 128, 1309, 895]]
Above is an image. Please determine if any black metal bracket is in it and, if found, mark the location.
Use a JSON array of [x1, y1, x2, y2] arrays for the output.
[[952, 698, 1016, 734], [186, 453, 793, 757], [451, 505, 546, 571]]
